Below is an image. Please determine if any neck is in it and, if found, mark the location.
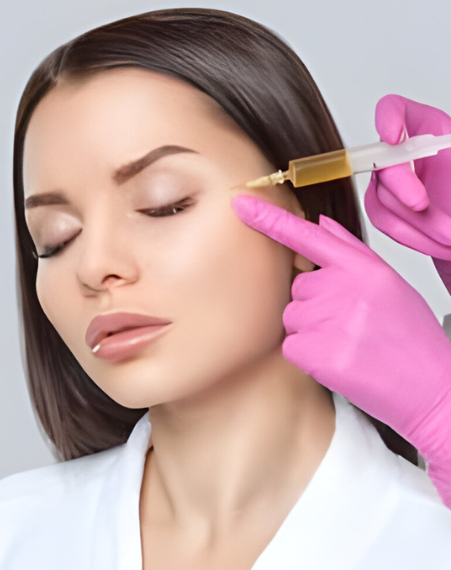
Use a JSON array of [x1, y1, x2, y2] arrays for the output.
[[140, 346, 335, 536]]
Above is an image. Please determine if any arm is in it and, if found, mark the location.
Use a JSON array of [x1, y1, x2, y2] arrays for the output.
[[363, 95, 451, 504], [232, 195, 451, 508]]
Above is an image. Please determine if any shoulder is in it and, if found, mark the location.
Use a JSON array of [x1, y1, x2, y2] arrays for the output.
[[0, 411, 150, 506], [0, 443, 123, 537], [0, 444, 125, 567], [387, 450, 451, 535], [312, 396, 451, 568], [339, 397, 451, 565], [0, 411, 150, 568], [0, 443, 121, 500], [340, 393, 449, 509], [355, 454, 451, 568]]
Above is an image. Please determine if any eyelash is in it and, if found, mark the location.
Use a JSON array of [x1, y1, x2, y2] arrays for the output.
[[34, 197, 194, 260], [137, 196, 193, 218]]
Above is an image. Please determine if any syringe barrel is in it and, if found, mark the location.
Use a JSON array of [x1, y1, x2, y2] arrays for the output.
[[288, 149, 352, 187], [348, 134, 438, 172]]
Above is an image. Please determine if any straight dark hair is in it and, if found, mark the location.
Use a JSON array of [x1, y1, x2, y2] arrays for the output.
[[13, 7, 417, 464]]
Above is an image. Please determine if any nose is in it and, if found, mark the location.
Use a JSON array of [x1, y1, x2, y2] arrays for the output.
[[76, 218, 139, 295]]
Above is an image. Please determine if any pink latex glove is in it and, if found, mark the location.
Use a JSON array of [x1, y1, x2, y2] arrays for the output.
[[231, 195, 451, 508], [364, 94, 451, 294]]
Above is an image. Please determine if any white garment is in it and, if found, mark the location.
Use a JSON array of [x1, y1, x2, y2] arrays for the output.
[[1, 393, 451, 569]]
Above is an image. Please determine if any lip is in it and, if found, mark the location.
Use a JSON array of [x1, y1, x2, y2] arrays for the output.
[[86, 312, 173, 361]]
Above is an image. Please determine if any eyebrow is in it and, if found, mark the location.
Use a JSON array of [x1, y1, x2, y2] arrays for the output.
[[24, 144, 199, 210]]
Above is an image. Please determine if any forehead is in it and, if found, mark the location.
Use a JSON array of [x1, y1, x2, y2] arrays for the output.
[[22, 68, 241, 192], [26, 67, 228, 133]]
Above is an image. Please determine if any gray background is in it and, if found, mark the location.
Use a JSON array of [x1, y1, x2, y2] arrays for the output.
[[1, 0, 450, 478]]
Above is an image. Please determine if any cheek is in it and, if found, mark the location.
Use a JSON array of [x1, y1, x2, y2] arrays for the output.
[[36, 267, 57, 323], [148, 205, 294, 354], [35, 263, 79, 348], [226, 227, 294, 342]]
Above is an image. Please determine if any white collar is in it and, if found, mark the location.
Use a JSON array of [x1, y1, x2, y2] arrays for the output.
[[89, 394, 411, 569]]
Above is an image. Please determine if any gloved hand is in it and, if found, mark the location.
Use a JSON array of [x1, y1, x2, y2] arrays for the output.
[[364, 94, 451, 294], [231, 194, 451, 508]]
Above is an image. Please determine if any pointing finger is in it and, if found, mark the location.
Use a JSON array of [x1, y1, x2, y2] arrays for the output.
[[231, 195, 360, 268]]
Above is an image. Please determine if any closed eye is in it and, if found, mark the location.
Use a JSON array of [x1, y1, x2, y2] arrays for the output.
[[138, 196, 195, 217], [34, 233, 79, 260], [34, 197, 196, 259]]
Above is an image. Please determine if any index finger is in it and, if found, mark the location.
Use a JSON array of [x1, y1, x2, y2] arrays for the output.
[[230, 195, 355, 268]]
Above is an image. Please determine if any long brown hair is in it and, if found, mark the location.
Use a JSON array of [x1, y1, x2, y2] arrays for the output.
[[13, 7, 417, 464]]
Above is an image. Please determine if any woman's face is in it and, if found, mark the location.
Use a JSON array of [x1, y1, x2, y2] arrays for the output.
[[23, 68, 311, 408]]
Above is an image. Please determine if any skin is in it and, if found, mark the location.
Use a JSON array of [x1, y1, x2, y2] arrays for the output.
[[23, 68, 336, 569]]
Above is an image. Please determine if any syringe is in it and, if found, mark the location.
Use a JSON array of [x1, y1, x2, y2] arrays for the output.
[[246, 133, 451, 189]]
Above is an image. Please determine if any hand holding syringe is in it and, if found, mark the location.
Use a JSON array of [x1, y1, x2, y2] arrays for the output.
[[364, 95, 451, 281], [247, 95, 451, 293]]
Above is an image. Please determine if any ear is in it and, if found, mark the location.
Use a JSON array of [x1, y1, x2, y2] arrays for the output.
[[292, 253, 315, 275]]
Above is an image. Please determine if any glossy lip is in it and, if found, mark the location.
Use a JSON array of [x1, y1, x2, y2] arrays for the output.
[[85, 312, 173, 351], [90, 324, 172, 363]]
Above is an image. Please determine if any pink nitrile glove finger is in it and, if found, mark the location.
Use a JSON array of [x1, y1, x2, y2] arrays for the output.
[[370, 164, 451, 247], [231, 194, 451, 508], [365, 94, 451, 292], [365, 173, 451, 261]]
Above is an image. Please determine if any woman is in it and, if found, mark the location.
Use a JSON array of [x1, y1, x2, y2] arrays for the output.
[[1, 8, 451, 569]]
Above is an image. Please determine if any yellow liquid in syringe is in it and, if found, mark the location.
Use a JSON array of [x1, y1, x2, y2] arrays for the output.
[[246, 148, 353, 189], [288, 149, 352, 187]]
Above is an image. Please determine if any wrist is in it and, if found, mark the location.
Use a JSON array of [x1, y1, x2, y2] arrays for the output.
[[412, 380, 451, 467]]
